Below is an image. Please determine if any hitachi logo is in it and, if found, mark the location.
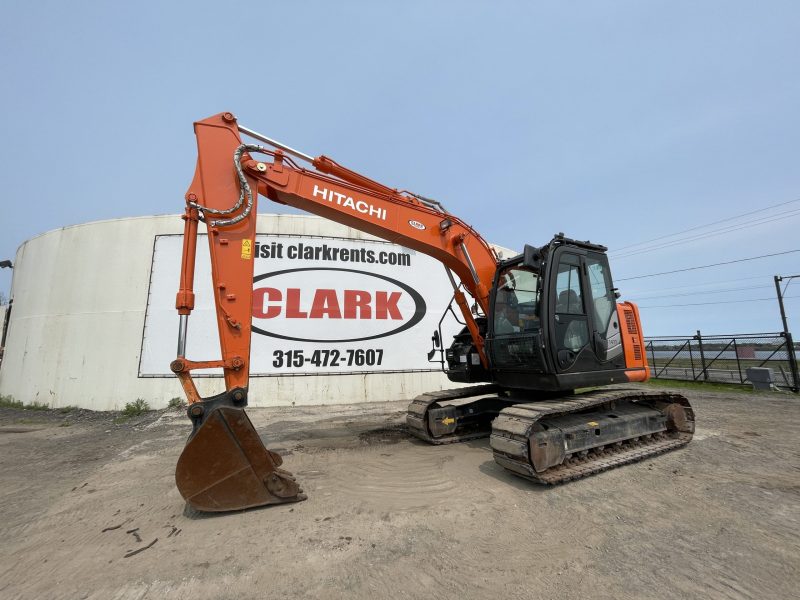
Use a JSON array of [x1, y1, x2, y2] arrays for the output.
[[253, 288, 403, 320], [312, 185, 387, 221]]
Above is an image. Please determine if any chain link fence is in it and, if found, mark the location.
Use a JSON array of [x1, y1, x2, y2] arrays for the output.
[[645, 331, 799, 391]]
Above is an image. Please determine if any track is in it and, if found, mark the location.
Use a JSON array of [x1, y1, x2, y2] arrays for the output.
[[406, 384, 502, 444], [406, 386, 694, 482], [490, 388, 694, 484]]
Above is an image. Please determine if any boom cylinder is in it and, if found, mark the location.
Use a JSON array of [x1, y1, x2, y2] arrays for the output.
[[459, 242, 480, 285], [237, 124, 315, 163]]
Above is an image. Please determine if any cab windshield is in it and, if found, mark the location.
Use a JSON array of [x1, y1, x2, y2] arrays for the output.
[[493, 267, 540, 335]]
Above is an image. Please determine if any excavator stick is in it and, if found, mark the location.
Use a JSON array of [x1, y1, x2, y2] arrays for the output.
[[175, 390, 306, 512], [172, 114, 310, 512]]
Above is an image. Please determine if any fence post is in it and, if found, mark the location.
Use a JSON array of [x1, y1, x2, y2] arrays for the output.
[[732, 337, 744, 384], [785, 331, 799, 393], [695, 330, 709, 381], [774, 275, 799, 393], [649, 341, 657, 376]]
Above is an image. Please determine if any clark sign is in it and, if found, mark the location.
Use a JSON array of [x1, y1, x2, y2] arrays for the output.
[[139, 234, 463, 376]]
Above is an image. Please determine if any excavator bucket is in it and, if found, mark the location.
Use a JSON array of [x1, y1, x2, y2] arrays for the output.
[[175, 394, 306, 512]]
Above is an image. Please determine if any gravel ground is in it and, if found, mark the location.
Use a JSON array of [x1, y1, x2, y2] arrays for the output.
[[0, 384, 798, 600]]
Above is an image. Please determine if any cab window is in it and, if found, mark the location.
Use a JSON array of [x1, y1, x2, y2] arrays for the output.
[[586, 256, 615, 332], [493, 267, 540, 335], [553, 253, 589, 356], [555, 263, 584, 314]]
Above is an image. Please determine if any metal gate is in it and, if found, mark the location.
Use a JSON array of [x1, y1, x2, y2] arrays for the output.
[[645, 331, 799, 392]]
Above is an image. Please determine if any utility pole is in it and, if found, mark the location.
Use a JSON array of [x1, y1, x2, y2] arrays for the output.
[[774, 274, 799, 393]]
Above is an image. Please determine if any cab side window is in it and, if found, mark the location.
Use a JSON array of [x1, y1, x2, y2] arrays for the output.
[[586, 257, 614, 333], [553, 254, 588, 356], [555, 264, 584, 314], [492, 267, 540, 335]]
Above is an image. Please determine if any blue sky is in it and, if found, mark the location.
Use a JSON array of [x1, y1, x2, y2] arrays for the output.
[[1, 1, 798, 335]]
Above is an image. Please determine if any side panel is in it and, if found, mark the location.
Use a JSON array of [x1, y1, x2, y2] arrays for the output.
[[617, 301, 650, 382]]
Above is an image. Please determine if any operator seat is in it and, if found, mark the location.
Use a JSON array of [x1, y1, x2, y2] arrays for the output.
[[556, 289, 581, 314]]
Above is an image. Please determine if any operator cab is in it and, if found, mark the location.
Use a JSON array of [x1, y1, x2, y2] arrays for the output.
[[484, 234, 627, 392]]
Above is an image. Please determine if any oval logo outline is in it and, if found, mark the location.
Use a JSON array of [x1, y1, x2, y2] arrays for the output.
[[408, 220, 426, 230], [252, 267, 427, 343]]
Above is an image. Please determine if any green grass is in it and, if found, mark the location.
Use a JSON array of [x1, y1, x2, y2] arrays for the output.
[[114, 398, 150, 424], [58, 405, 79, 414], [25, 401, 51, 411], [121, 398, 151, 417], [644, 378, 777, 394], [113, 399, 152, 424], [0, 396, 52, 410], [0, 395, 23, 409], [167, 397, 186, 410]]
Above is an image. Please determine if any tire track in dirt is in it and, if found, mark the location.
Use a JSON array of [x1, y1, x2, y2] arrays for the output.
[[318, 447, 458, 511]]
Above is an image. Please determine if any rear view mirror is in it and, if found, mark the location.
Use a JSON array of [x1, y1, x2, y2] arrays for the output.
[[523, 245, 540, 269], [428, 330, 441, 361]]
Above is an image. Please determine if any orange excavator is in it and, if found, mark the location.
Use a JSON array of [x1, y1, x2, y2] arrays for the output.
[[172, 112, 694, 512]]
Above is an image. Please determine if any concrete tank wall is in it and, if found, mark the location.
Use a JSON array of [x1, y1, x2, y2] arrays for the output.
[[0, 215, 513, 411]]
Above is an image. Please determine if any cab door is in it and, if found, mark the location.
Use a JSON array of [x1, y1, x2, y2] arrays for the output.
[[548, 247, 624, 373], [550, 250, 593, 372], [584, 252, 623, 363]]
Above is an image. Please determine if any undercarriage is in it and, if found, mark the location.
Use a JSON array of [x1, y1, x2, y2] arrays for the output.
[[407, 386, 694, 483]]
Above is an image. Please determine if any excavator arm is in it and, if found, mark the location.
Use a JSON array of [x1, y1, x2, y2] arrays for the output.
[[172, 112, 499, 511]]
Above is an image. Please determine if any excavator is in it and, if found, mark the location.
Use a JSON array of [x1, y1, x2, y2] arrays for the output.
[[172, 112, 694, 512]]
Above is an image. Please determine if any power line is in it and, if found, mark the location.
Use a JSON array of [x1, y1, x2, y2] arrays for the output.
[[622, 273, 776, 296], [611, 196, 800, 254], [631, 284, 773, 301], [615, 208, 800, 258], [639, 295, 800, 309], [616, 249, 800, 282], [613, 208, 800, 259]]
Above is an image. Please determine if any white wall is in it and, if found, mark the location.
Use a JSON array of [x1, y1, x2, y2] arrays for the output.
[[0, 215, 512, 410]]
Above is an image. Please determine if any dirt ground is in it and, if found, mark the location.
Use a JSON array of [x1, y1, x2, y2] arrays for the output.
[[1, 384, 798, 600]]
